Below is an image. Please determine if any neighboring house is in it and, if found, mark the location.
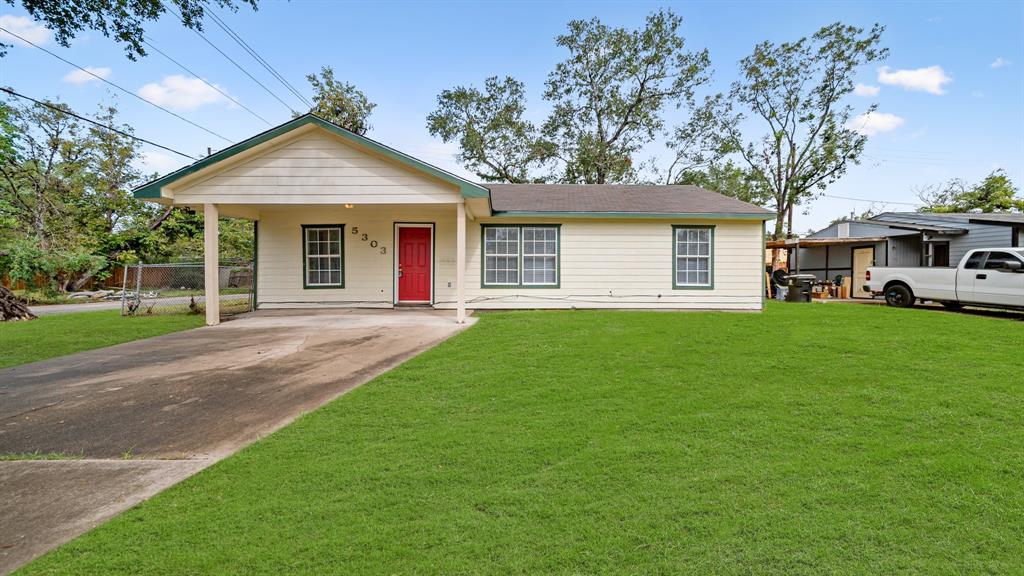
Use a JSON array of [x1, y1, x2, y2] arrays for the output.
[[134, 115, 773, 325], [768, 212, 1024, 298]]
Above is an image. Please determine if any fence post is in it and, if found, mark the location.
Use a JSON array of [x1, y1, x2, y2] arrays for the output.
[[135, 263, 143, 313], [120, 264, 128, 316]]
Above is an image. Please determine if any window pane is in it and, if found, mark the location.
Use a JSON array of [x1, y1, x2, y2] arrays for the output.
[[674, 228, 712, 287], [304, 227, 343, 285]]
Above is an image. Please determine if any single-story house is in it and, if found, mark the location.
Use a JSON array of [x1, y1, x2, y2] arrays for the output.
[[767, 212, 1024, 298], [134, 115, 774, 325]]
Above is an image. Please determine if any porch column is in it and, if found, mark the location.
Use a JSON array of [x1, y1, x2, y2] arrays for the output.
[[204, 203, 220, 326], [456, 202, 466, 323]]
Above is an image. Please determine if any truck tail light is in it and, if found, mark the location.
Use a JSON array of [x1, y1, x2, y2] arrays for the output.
[[866, 270, 871, 281]]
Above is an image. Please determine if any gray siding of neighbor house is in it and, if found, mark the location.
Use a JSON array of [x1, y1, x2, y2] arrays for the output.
[[808, 221, 910, 239], [793, 241, 886, 281], [872, 213, 1017, 266], [946, 226, 1014, 264], [887, 234, 922, 267]]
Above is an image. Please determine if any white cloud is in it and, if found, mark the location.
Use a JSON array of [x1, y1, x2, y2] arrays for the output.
[[0, 14, 51, 46], [853, 83, 880, 97], [970, 90, 985, 99], [877, 65, 952, 95], [62, 66, 112, 85], [848, 111, 905, 136], [137, 75, 228, 111], [990, 57, 1011, 69]]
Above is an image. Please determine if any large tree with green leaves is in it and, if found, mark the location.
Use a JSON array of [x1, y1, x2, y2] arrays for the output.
[[303, 66, 375, 135], [542, 9, 710, 184], [426, 76, 548, 183], [427, 9, 712, 185], [677, 161, 771, 206], [709, 23, 887, 242], [917, 170, 1023, 213], [1, 0, 257, 59]]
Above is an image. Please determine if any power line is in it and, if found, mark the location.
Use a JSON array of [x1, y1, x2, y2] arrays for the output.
[[822, 193, 922, 206], [163, 5, 298, 115], [0, 26, 232, 144], [203, 7, 313, 109], [142, 38, 272, 125], [1, 86, 197, 160]]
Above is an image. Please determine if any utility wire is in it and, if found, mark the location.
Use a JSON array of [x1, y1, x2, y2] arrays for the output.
[[0, 26, 232, 144], [163, 5, 298, 115], [142, 38, 272, 125], [203, 7, 312, 109], [1, 86, 197, 160], [822, 193, 922, 206]]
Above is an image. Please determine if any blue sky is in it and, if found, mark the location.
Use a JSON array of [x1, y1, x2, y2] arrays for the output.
[[1, 0, 1021, 231]]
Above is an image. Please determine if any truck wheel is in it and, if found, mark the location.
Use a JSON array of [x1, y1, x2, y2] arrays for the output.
[[884, 285, 914, 308]]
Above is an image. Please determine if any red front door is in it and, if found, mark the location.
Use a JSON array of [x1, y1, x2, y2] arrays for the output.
[[398, 226, 431, 302]]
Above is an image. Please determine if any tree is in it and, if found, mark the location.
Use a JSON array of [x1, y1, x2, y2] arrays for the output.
[[676, 161, 771, 205], [303, 66, 375, 135], [1, 0, 258, 60], [542, 9, 711, 184], [711, 23, 887, 244], [426, 76, 548, 183], [917, 170, 1023, 213], [427, 9, 712, 185]]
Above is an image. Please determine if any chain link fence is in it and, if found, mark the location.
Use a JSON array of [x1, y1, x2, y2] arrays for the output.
[[120, 262, 254, 317]]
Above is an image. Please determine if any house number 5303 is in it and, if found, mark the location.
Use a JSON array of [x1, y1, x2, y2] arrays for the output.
[[351, 227, 386, 254]]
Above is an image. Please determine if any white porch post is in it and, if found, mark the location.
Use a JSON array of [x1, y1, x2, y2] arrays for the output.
[[456, 202, 466, 323], [204, 203, 220, 326]]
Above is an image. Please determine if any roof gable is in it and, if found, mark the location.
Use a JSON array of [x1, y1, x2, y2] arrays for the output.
[[134, 114, 489, 200]]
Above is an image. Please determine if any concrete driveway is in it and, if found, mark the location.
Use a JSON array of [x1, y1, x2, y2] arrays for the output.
[[0, 309, 474, 574]]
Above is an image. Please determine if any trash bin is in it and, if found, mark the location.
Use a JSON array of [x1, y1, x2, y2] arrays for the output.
[[784, 274, 816, 303]]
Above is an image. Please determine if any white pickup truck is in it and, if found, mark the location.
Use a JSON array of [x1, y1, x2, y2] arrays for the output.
[[866, 248, 1024, 310]]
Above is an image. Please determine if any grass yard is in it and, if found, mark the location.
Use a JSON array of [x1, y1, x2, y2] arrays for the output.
[[0, 310, 204, 369], [19, 303, 1024, 574]]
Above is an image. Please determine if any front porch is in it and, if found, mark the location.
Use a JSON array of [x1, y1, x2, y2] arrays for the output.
[[202, 202, 473, 326]]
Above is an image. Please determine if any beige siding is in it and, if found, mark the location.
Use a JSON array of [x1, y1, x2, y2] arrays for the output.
[[256, 205, 764, 311], [173, 130, 461, 205]]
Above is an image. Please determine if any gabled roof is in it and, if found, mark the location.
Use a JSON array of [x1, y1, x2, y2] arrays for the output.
[[133, 114, 490, 199], [488, 184, 774, 219]]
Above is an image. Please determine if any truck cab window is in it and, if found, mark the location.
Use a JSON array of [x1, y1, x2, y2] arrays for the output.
[[964, 252, 986, 269], [984, 252, 1022, 270]]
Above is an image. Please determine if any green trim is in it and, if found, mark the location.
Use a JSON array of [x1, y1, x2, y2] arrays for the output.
[[672, 225, 716, 290], [252, 220, 259, 310], [301, 224, 346, 289], [480, 224, 561, 289], [393, 222, 436, 304], [493, 211, 774, 221], [134, 114, 489, 199]]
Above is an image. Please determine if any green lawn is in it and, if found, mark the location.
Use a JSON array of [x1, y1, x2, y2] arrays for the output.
[[0, 310, 204, 369], [19, 303, 1024, 574]]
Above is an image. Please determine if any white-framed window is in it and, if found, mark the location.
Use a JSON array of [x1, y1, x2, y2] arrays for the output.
[[303, 225, 344, 288], [482, 225, 559, 287], [673, 226, 713, 288], [522, 227, 558, 285]]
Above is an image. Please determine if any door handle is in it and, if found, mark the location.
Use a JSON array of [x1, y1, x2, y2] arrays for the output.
[[398, 268, 403, 278], [976, 273, 987, 280]]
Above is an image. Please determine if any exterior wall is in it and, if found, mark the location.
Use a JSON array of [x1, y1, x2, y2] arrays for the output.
[[946, 227, 1013, 264], [173, 130, 462, 205], [793, 241, 886, 281], [888, 234, 922, 266], [873, 213, 1015, 265], [255, 205, 765, 311]]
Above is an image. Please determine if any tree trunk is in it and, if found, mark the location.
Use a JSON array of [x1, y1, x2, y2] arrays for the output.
[[0, 284, 37, 321]]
